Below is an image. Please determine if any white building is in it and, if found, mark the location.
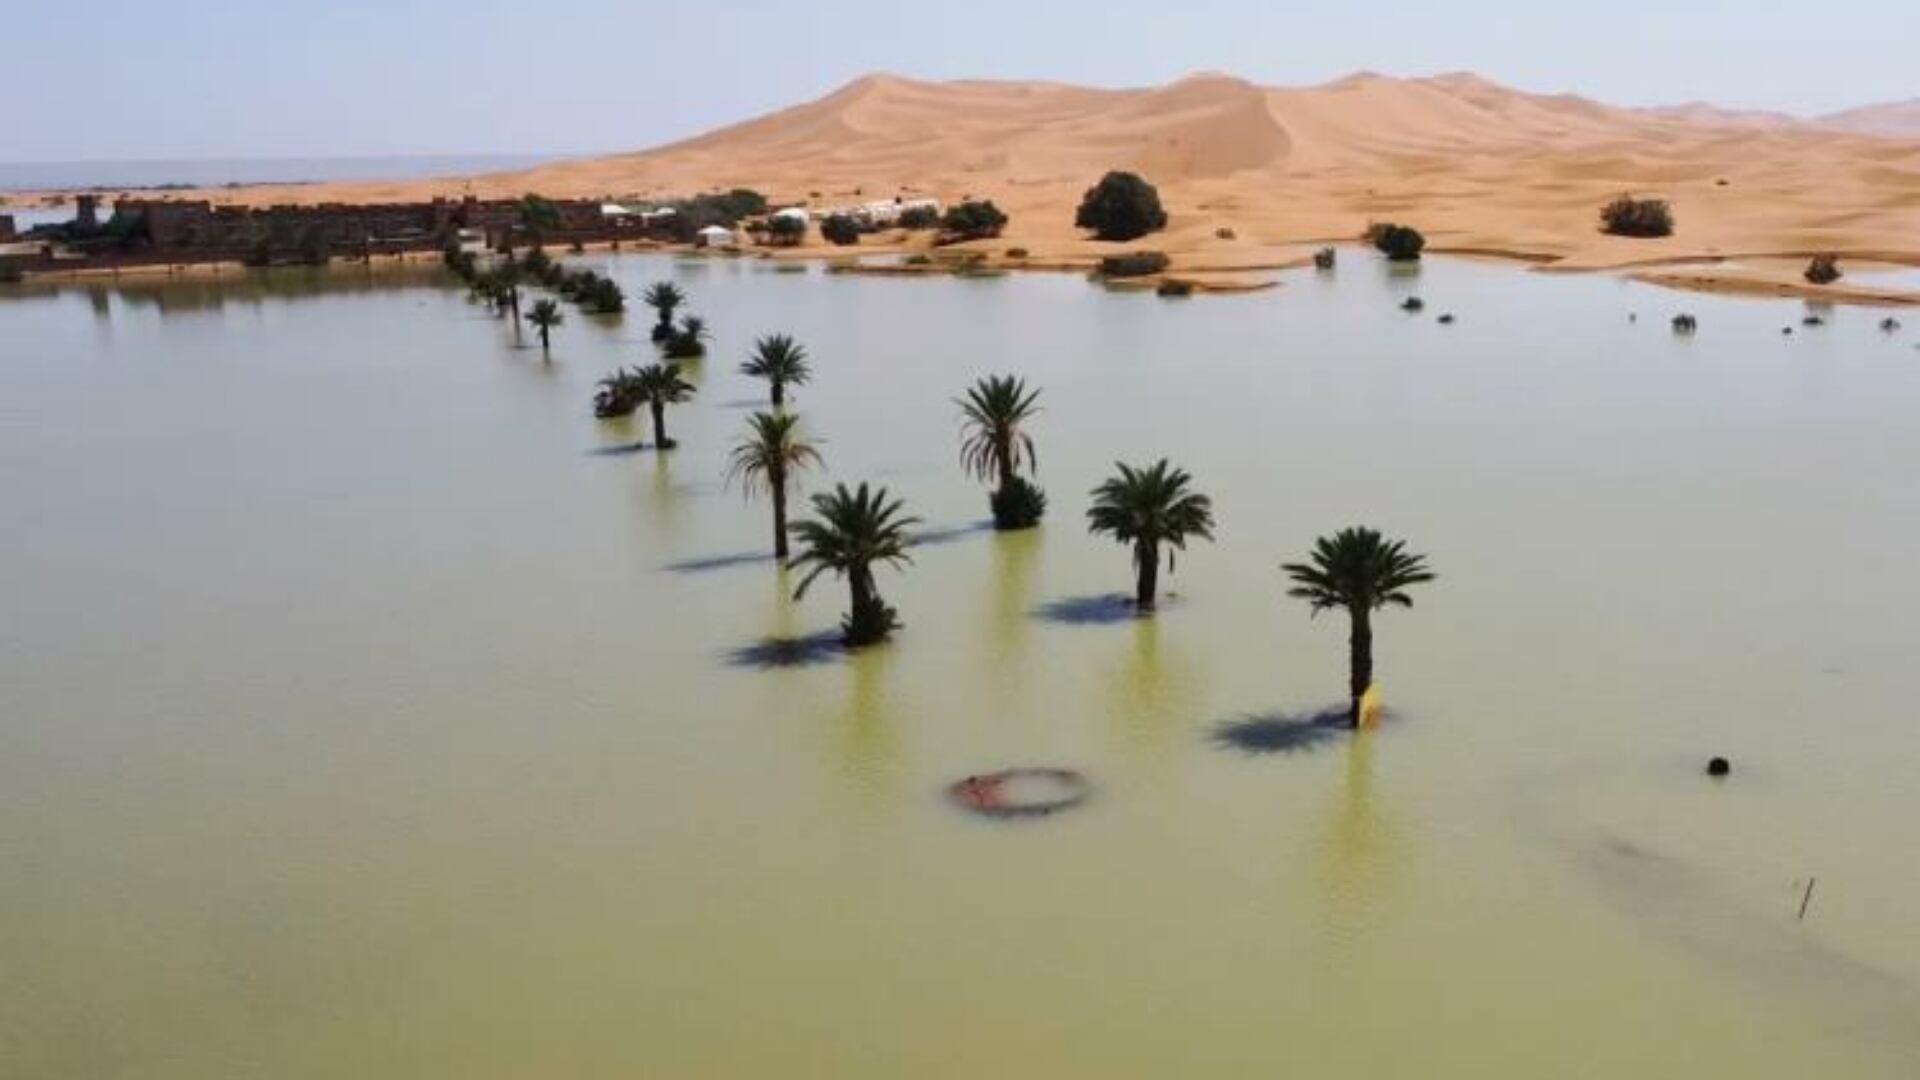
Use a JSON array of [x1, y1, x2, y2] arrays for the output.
[[696, 225, 736, 248], [857, 197, 942, 226]]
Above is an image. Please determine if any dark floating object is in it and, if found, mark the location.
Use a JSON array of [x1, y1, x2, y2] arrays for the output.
[[948, 768, 1091, 819], [1629, 312, 1638, 323], [1671, 313, 1698, 334], [1706, 756, 1732, 777], [1880, 317, 1902, 333], [1782, 327, 1794, 335], [1802, 315, 1825, 327], [1437, 313, 1455, 324], [1401, 296, 1425, 312]]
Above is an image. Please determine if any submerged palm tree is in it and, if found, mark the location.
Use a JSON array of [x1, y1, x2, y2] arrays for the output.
[[1283, 527, 1436, 726], [527, 298, 563, 353], [1086, 459, 1214, 610], [788, 483, 920, 646], [631, 362, 697, 449], [725, 410, 824, 559], [644, 281, 686, 342], [957, 374, 1045, 529], [740, 334, 811, 407], [662, 315, 709, 360]]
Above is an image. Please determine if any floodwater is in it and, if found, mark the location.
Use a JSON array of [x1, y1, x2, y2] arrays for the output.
[[3, 254, 1917, 1078]]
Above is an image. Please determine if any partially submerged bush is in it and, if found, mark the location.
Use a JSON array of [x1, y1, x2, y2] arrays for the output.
[[1313, 247, 1337, 270], [1881, 317, 1903, 333], [1156, 280, 1193, 297], [1075, 171, 1168, 242], [594, 372, 640, 418], [1098, 251, 1171, 278], [1804, 254, 1841, 285], [990, 476, 1048, 531], [1400, 296, 1425, 312], [1600, 195, 1674, 238], [940, 200, 1008, 242], [660, 316, 709, 359], [579, 276, 624, 314], [1672, 313, 1698, 334], [821, 214, 861, 246], [1367, 223, 1426, 261]]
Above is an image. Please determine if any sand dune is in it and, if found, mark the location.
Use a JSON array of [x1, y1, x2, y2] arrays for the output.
[[23, 72, 1920, 294]]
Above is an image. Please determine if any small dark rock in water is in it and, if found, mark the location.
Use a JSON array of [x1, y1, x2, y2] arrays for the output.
[[1437, 313, 1455, 324], [1629, 313, 1638, 323], [1401, 296, 1425, 312], [1881, 317, 1902, 333], [1802, 315, 1825, 327], [1707, 757, 1732, 777], [1782, 327, 1794, 335]]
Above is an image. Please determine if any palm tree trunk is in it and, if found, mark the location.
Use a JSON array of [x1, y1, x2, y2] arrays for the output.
[[509, 286, 521, 326], [771, 474, 789, 560], [539, 326, 550, 352], [650, 400, 667, 449], [1348, 605, 1373, 726], [996, 434, 1014, 490], [1134, 540, 1159, 610], [771, 381, 785, 408]]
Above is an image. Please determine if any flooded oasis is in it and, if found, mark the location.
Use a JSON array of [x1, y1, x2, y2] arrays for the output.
[[3, 254, 1918, 1078]]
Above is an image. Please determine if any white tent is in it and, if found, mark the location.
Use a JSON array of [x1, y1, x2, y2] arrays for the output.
[[696, 225, 735, 247]]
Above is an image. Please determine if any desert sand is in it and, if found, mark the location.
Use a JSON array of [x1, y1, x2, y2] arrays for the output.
[[15, 72, 1920, 298]]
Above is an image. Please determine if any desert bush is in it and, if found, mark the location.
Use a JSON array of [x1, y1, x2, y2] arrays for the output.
[[821, 214, 861, 246], [1156, 280, 1194, 297], [904, 254, 933, 266], [1672, 313, 1698, 334], [1215, 226, 1236, 240], [1367, 223, 1426, 261], [1076, 171, 1168, 241], [941, 200, 1008, 241], [1599, 195, 1674, 238], [1881, 317, 1903, 333], [1400, 296, 1425, 312], [764, 215, 806, 247], [580, 277, 624, 314], [898, 205, 941, 230], [0, 264, 22, 285], [1313, 247, 1337, 270], [1098, 251, 1171, 278], [1005, 247, 1029, 259], [1804, 254, 1841, 285]]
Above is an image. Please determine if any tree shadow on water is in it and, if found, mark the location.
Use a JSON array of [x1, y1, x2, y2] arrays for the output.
[[1211, 707, 1356, 756], [585, 441, 653, 457], [1031, 592, 1185, 626], [908, 520, 995, 549], [723, 630, 848, 670], [662, 550, 780, 574]]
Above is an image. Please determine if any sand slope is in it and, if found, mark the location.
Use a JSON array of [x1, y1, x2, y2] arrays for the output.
[[31, 72, 1920, 286]]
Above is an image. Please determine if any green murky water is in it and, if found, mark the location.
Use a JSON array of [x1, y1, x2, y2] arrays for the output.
[[3, 255, 1917, 1078]]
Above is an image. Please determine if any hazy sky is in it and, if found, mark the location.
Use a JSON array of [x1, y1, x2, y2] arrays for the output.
[[8, 0, 1915, 161]]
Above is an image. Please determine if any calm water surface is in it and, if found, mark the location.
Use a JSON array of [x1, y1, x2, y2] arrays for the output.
[[3, 255, 1917, 1078]]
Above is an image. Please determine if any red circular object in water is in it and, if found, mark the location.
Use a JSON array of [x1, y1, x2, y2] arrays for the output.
[[947, 768, 1091, 819]]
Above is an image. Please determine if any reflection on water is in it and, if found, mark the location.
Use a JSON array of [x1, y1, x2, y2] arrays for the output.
[[3, 252, 1919, 1077]]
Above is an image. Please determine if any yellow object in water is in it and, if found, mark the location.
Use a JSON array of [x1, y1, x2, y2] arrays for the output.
[[1357, 683, 1384, 728]]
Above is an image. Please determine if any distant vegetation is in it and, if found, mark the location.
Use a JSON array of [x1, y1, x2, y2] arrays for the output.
[[764, 215, 807, 247], [1672, 313, 1698, 334], [1366, 223, 1426, 261], [940, 200, 1009, 242], [656, 189, 769, 242], [1076, 171, 1168, 242], [1313, 247, 1337, 270], [643, 281, 686, 342], [1804, 254, 1841, 285], [1156, 280, 1193, 297], [897, 205, 941, 230], [1098, 251, 1170, 278], [821, 214, 861, 246], [1599, 195, 1674, 238], [661, 315, 710, 359]]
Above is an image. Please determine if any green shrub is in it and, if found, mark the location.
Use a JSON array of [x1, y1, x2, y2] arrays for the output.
[[821, 214, 861, 246], [1098, 251, 1171, 278], [1599, 196, 1674, 238], [990, 476, 1048, 530], [941, 200, 1008, 241], [1804, 254, 1841, 285], [1367, 223, 1426, 261], [1075, 171, 1168, 241], [898, 205, 940, 230], [765, 215, 806, 246]]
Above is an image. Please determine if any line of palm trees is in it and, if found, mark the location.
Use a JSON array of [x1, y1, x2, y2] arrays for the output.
[[606, 282, 1436, 724]]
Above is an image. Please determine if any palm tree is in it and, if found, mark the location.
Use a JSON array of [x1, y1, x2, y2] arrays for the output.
[[496, 259, 523, 327], [527, 299, 563, 353], [1086, 459, 1214, 610], [957, 374, 1044, 529], [1282, 527, 1436, 726], [631, 362, 697, 449], [725, 411, 824, 559], [789, 483, 920, 646], [644, 281, 686, 342], [740, 334, 812, 407]]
